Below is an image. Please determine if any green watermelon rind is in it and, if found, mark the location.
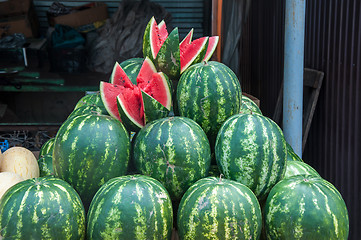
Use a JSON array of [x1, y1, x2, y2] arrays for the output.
[[155, 27, 181, 80], [177, 177, 262, 240], [119, 58, 144, 84], [142, 91, 170, 124], [240, 95, 262, 115], [87, 175, 173, 240], [265, 175, 349, 239], [39, 137, 55, 158], [0, 177, 86, 239], [283, 160, 320, 179]]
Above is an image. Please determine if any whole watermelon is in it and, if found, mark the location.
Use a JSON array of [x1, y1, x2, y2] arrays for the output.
[[67, 105, 107, 119], [74, 92, 106, 111], [87, 175, 173, 240], [0, 177, 86, 239], [133, 116, 211, 201], [240, 95, 262, 115], [53, 113, 130, 210], [38, 154, 54, 177], [215, 113, 287, 200], [177, 61, 242, 149], [177, 177, 262, 240], [265, 175, 349, 239], [39, 137, 55, 158], [284, 160, 320, 179]]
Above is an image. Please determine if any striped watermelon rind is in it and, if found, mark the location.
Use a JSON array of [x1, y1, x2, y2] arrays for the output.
[[74, 92, 105, 111], [38, 154, 54, 177], [53, 113, 130, 210], [67, 105, 107, 120], [0, 177, 86, 239], [177, 176, 262, 240], [87, 175, 173, 240], [284, 160, 320, 179], [133, 116, 211, 201], [39, 137, 55, 158], [215, 113, 287, 200], [177, 61, 242, 149], [240, 95, 262, 115], [265, 175, 349, 239]]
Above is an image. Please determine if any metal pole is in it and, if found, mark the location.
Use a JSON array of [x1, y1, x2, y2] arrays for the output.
[[283, 0, 305, 157]]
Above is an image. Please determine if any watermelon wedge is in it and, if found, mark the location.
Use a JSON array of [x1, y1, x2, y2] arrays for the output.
[[180, 37, 209, 74], [142, 90, 170, 124], [101, 57, 172, 131], [143, 17, 168, 60], [203, 36, 219, 62]]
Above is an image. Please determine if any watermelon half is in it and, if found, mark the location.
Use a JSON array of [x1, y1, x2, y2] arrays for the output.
[[101, 57, 172, 131]]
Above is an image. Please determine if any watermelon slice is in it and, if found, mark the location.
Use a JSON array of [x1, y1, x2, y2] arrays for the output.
[[142, 91, 170, 124], [143, 17, 169, 60], [101, 57, 172, 130], [100, 81, 125, 121], [119, 58, 144, 84], [180, 37, 209, 74], [203, 36, 219, 62], [180, 28, 194, 49], [109, 62, 134, 88]]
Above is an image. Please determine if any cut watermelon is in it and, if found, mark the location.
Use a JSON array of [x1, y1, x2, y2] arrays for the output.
[[180, 28, 194, 49], [109, 62, 134, 88], [117, 88, 145, 131], [143, 17, 168, 60], [101, 57, 172, 131], [100, 81, 124, 121], [180, 37, 209, 74], [203, 36, 219, 62], [142, 91, 170, 124]]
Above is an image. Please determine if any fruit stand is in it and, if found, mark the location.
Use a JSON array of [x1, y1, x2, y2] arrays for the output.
[[0, 1, 350, 240]]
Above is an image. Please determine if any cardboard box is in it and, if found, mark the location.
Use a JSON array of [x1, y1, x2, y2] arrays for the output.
[[48, 2, 108, 28], [0, 0, 39, 38]]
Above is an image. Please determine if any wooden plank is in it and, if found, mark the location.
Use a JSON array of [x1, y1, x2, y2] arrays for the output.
[[272, 68, 324, 153]]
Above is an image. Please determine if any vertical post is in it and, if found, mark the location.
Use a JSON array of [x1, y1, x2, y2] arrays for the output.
[[283, 0, 306, 157], [211, 0, 222, 62]]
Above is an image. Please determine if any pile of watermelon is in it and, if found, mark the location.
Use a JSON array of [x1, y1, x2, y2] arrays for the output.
[[0, 17, 349, 240]]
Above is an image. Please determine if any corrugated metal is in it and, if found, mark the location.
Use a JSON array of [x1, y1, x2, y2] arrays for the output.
[[243, 0, 360, 238], [33, 0, 206, 38]]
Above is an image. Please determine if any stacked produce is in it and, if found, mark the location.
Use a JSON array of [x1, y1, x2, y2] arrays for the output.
[[0, 16, 349, 240]]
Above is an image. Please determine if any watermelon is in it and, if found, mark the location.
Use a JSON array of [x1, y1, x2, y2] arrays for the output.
[[102, 58, 172, 131], [87, 175, 173, 240], [119, 58, 144, 84], [52, 113, 130, 210], [67, 105, 107, 120], [0, 177, 86, 239], [284, 160, 320, 179], [38, 154, 54, 177], [240, 95, 262, 115], [39, 137, 55, 158], [286, 142, 304, 162], [177, 177, 262, 240], [215, 113, 287, 200], [143, 17, 219, 80], [177, 61, 242, 149], [133, 116, 211, 201], [74, 92, 106, 111], [265, 175, 349, 239]]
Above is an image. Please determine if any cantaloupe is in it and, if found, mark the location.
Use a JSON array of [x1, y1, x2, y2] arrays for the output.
[[0, 172, 24, 199], [0, 147, 39, 179]]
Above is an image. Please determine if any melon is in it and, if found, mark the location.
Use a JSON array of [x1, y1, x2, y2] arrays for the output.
[[0, 147, 39, 179], [101, 57, 172, 131], [119, 58, 144, 84], [0, 172, 24, 200], [143, 16, 219, 80]]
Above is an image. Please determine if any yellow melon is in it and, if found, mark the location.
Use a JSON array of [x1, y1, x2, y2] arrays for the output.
[[0, 172, 24, 200], [0, 147, 39, 179]]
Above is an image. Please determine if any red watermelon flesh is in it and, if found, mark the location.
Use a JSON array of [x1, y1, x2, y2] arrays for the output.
[[158, 20, 168, 43], [180, 28, 194, 49], [180, 36, 209, 73], [109, 62, 134, 88], [100, 81, 124, 121], [137, 72, 172, 110], [150, 18, 168, 59], [117, 87, 145, 127], [136, 57, 157, 84], [203, 36, 219, 62]]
